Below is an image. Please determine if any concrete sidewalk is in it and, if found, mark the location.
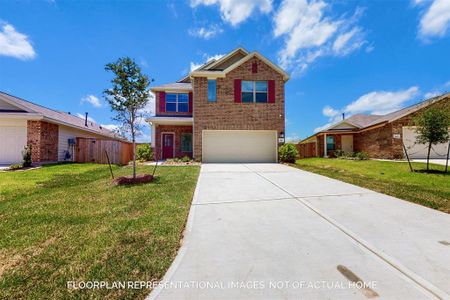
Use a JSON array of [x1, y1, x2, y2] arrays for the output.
[[148, 163, 450, 300]]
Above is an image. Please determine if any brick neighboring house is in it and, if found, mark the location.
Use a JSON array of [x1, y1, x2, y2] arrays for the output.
[[147, 48, 290, 162], [298, 93, 450, 159], [0, 92, 124, 164]]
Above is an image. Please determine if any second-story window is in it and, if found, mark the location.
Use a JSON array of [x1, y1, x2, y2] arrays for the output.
[[208, 80, 216, 102], [242, 81, 268, 103], [166, 93, 189, 112]]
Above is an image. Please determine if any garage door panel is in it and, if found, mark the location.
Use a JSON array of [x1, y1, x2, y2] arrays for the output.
[[402, 127, 449, 159], [202, 130, 277, 163], [0, 126, 27, 164]]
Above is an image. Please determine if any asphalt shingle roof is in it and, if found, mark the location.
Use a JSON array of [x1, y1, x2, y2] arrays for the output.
[[0, 91, 122, 140]]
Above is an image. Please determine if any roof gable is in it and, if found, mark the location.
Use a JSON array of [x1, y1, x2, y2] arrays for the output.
[[0, 98, 28, 112], [206, 48, 248, 70]]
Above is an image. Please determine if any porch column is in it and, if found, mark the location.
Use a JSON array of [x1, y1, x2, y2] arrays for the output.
[[324, 133, 327, 158]]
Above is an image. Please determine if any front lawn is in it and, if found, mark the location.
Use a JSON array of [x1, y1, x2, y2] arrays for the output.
[[0, 163, 200, 299], [293, 158, 449, 213]]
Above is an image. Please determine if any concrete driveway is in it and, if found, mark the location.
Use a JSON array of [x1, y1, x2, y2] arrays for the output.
[[148, 163, 450, 300]]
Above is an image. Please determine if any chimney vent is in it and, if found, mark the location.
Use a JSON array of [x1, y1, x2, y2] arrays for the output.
[[85, 112, 88, 126], [342, 113, 345, 120]]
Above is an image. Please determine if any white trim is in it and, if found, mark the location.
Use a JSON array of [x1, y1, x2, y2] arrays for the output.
[[0, 96, 37, 113], [204, 47, 249, 70], [151, 88, 192, 93], [147, 116, 193, 126], [161, 132, 175, 159], [0, 112, 43, 120]]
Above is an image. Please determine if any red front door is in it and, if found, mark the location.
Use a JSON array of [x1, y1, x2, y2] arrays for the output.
[[162, 134, 174, 159]]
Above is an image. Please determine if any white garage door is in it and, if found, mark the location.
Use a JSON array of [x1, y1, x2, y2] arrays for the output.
[[402, 127, 449, 159], [202, 130, 277, 163], [0, 122, 27, 164]]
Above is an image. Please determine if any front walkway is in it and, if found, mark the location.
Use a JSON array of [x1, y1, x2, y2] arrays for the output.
[[412, 158, 448, 166], [148, 163, 450, 300]]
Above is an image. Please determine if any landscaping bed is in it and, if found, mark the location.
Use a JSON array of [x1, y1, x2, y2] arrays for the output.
[[0, 163, 200, 299], [294, 158, 449, 213]]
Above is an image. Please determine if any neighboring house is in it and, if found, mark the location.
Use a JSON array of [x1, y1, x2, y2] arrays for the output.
[[298, 93, 450, 159], [0, 92, 124, 164], [147, 48, 290, 163]]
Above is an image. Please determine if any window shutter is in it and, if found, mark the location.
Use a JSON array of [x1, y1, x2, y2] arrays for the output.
[[234, 79, 241, 103], [268, 80, 275, 103], [159, 92, 166, 113], [188, 92, 193, 113]]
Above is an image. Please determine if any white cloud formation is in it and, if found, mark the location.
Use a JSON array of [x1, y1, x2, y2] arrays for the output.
[[190, 53, 224, 71], [81, 95, 102, 108], [0, 23, 36, 60], [273, 1, 367, 75], [344, 86, 420, 115], [189, 24, 224, 39], [314, 86, 420, 132], [322, 105, 339, 117], [418, 0, 450, 39], [190, 0, 272, 26], [76, 113, 96, 123], [100, 124, 119, 131]]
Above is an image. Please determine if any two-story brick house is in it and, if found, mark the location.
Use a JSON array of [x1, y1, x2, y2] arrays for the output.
[[147, 48, 290, 162]]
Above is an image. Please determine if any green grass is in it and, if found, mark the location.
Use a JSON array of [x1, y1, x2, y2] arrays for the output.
[[293, 158, 450, 213], [0, 163, 200, 299]]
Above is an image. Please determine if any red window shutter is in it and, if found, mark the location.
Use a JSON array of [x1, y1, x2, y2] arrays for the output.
[[159, 92, 166, 112], [268, 80, 275, 103], [252, 62, 257, 73], [234, 79, 241, 103], [188, 92, 193, 113]]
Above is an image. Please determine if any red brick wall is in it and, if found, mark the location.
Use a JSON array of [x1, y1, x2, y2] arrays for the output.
[[153, 125, 193, 160], [155, 91, 193, 117], [192, 56, 285, 160], [27, 121, 59, 162]]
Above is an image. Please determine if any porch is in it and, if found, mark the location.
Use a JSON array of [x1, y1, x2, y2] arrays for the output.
[[147, 116, 193, 161]]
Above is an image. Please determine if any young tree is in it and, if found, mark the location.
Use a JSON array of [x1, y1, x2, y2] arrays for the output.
[[414, 107, 450, 171], [104, 57, 151, 178]]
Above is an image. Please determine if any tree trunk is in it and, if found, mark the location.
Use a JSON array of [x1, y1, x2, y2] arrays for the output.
[[427, 142, 432, 171], [131, 128, 136, 179], [445, 141, 450, 173]]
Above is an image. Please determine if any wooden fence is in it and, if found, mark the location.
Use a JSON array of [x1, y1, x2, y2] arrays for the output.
[[75, 138, 133, 165]]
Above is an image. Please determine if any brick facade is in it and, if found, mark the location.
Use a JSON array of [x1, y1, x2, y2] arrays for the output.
[[192, 56, 285, 160], [153, 125, 193, 160], [27, 120, 59, 162]]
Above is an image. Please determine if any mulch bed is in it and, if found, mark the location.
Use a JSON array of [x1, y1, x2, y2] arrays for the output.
[[113, 174, 154, 185]]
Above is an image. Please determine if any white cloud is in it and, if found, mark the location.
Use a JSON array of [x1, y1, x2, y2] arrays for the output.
[[189, 24, 224, 39], [418, 0, 450, 39], [322, 105, 339, 117], [314, 86, 420, 132], [190, 53, 224, 71], [100, 124, 119, 131], [76, 113, 96, 123], [81, 95, 102, 108], [273, 1, 367, 75], [445, 80, 450, 87], [344, 86, 419, 115], [190, 0, 272, 26], [286, 133, 301, 143], [424, 91, 440, 98], [0, 23, 36, 60]]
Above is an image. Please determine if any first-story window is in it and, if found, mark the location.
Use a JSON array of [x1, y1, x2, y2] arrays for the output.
[[166, 93, 189, 112], [181, 133, 193, 152], [208, 80, 216, 102], [242, 81, 268, 103], [326, 136, 335, 151]]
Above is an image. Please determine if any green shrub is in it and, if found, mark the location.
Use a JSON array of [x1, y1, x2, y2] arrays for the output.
[[22, 145, 32, 167], [334, 149, 344, 157], [355, 151, 369, 160], [9, 164, 23, 170], [136, 144, 153, 161], [278, 143, 298, 163], [181, 156, 191, 163]]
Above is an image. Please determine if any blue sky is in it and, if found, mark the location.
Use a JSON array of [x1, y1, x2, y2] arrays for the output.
[[1, 0, 450, 142]]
